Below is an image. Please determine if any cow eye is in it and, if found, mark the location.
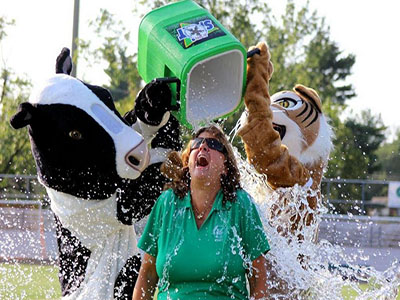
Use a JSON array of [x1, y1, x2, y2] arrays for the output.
[[69, 130, 82, 140]]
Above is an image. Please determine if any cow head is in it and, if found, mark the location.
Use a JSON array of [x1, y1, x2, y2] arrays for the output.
[[10, 48, 149, 199]]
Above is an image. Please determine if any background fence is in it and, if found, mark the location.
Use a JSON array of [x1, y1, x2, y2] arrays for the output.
[[1, 174, 399, 270], [1, 174, 398, 216]]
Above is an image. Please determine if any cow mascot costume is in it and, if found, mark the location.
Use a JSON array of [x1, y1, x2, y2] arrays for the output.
[[10, 48, 181, 300]]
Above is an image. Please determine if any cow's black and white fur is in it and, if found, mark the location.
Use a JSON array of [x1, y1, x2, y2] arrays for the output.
[[10, 48, 181, 300]]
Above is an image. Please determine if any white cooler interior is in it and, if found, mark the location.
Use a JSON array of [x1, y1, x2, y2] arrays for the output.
[[186, 50, 244, 127]]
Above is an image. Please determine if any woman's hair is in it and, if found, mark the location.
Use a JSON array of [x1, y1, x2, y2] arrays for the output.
[[166, 124, 241, 203]]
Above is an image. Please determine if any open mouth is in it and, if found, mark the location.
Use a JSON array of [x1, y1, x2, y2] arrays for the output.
[[272, 123, 286, 140], [196, 155, 209, 167]]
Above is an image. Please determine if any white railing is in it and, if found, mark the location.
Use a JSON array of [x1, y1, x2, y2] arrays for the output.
[[0, 199, 57, 263], [319, 214, 400, 248]]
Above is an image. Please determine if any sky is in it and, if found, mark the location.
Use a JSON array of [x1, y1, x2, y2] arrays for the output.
[[2, 0, 400, 140]]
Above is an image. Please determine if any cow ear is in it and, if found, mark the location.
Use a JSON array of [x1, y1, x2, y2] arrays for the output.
[[55, 47, 72, 75], [10, 102, 36, 129]]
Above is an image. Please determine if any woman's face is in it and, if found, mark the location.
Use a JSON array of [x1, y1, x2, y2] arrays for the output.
[[188, 132, 226, 184]]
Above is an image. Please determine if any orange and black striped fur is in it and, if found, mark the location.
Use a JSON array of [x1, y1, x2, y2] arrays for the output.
[[238, 42, 333, 230]]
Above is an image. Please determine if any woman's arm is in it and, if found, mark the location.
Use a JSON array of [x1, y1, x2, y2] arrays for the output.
[[248, 254, 269, 300], [132, 253, 159, 300]]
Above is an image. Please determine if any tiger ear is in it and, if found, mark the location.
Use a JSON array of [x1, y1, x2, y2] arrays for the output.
[[294, 84, 322, 113]]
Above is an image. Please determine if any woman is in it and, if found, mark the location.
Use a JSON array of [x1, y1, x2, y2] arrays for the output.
[[133, 125, 270, 300]]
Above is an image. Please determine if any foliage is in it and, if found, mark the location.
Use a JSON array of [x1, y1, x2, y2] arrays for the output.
[[375, 130, 400, 180], [344, 110, 386, 175], [266, 2, 356, 106], [0, 69, 36, 175], [326, 109, 386, 180], [324, 109, 386, 214], [0, 18, 36, 175], [0, 17, 15, 41], [79, 9, 142, 104]]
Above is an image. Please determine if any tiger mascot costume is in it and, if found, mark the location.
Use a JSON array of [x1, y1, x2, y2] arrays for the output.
[[236, 41, 333, 298], [237, 41, 333, 235]]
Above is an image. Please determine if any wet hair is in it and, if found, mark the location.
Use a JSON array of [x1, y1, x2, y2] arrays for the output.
[[167, 124, 241, 204]]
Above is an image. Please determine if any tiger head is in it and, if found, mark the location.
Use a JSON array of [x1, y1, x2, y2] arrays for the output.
[[270, 84, 333, 166]]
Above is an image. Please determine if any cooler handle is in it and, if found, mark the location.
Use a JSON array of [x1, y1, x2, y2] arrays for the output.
[[152, 77, 181, 111], [246, 48, 261, 58]]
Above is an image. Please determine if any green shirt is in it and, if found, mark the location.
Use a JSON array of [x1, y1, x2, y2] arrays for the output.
[[138, 188, 270, 300]]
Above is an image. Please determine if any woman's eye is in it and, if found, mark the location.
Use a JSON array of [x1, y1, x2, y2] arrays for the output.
[[69, 130, 82, 140]]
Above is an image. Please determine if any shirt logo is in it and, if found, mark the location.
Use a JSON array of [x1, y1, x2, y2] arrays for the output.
[[213, 225, 225, 242]]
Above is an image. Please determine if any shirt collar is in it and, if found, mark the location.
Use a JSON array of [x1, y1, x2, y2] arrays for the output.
[[181, 192, 192, 209], [181, 190, 232, 211]]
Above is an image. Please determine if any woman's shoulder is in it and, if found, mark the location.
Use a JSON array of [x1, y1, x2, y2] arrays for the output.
[[233, 189, 256, 209], [156, 188, 187, 210], [235, 189, 252, 202], [157, 188, 179, 205]]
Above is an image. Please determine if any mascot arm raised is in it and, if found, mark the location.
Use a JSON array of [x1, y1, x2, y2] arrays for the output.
[[237, 42, 311, 189], [119, 78, 182, 225], [124, 80, 172, 146]]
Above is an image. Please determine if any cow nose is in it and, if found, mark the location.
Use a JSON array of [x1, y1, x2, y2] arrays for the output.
[[125, 140, 149, 172], [127, 155, 140, 166]]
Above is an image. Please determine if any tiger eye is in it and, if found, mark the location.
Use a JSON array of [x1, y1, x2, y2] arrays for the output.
[[69, 130, 82, 140], [282, 100, 289, 108]]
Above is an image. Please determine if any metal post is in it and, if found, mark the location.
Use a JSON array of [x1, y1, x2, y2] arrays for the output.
[[327, 181, 331, 208], [361, 183, 365, 214], [26, 175, 31, 195], [71, 0, 80, 78]]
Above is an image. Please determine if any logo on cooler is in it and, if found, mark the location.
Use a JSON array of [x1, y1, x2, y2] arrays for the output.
[[175, 19, 220, 48], [166, 16, 226, 49], [177, 19, 214, 41]]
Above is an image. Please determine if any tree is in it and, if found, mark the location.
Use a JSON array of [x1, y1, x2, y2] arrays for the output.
[[79, 9, 142, 107], [345, 110, 386, 175], [322, 108, 387, 214], [0, 17, 36, 175], [326, 109, 386, 180], [376, 130, 400, 180], [267, 9, 356, 105]]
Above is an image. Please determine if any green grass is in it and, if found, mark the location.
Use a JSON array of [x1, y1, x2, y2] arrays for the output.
[[342, 283, 400, 300], [0, 263, 61, 299], [0, 264, 399, 299]]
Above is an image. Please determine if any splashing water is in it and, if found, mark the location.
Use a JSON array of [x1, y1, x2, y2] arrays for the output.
[[230, 123, 400, 299]]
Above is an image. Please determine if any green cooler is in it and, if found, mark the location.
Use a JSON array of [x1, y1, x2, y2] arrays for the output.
[[138, 0, 247, 129]]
